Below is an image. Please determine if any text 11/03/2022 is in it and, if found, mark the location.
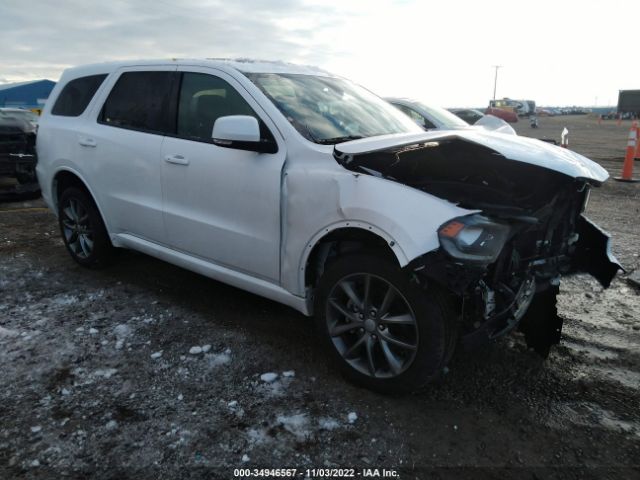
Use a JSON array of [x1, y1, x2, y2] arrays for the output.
[[233, 468, 400, 478]]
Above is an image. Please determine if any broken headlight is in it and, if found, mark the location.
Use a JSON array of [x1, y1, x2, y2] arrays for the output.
[[438, 214, 510, 265]]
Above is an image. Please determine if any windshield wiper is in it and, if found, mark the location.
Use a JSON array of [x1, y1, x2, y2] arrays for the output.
[[315, 135, 364, 145]]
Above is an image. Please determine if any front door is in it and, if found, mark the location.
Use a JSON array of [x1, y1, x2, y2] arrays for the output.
[[161, 68, 285, 282]]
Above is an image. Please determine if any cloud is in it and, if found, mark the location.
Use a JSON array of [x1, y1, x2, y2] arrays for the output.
[[0, 0, 345, 81], [1, 0, 639, 106]]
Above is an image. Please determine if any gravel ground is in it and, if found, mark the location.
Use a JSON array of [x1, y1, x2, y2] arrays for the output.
[[0, 115, 639, 479]]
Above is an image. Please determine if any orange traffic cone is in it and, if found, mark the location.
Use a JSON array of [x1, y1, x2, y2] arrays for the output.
[[615, 121, 640, 182]]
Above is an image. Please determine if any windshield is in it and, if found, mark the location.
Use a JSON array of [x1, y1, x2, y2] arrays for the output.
[[246, 73, 422, 144], [414, 103, 469, 129]]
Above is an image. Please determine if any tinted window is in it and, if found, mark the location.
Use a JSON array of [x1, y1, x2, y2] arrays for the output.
[[412, 102, 468, 129], [176, 72, 264, 142], [100, 71, 176, 133], [394, 103, 434, 129], [51, 74, 107, 117]]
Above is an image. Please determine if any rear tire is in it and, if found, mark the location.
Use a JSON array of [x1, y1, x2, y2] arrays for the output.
[[58, 187, 114, 268], [314, 253, 452, 393]]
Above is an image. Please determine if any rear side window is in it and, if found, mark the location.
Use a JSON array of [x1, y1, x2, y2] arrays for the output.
[[51, 74, 107, 117], [100, 71, 176, 134]]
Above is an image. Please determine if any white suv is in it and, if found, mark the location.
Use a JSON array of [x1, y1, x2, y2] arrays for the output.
[[36, 59, 620, 391]]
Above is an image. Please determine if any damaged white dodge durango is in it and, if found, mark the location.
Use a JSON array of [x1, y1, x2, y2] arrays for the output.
[[37, 59, 621, 392]]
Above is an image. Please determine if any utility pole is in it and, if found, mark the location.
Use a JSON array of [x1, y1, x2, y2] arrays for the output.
[[492, 65, 502, 101]]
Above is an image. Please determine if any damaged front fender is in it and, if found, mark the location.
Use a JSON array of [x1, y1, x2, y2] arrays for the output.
[[329, 130, 621, 355]]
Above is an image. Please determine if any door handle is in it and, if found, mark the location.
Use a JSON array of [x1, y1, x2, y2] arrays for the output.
[[78, 137, 97, 148], [164, 154, 189, 166]]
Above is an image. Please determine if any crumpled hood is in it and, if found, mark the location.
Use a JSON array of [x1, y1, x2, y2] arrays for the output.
[[334, 130, 609, 184]]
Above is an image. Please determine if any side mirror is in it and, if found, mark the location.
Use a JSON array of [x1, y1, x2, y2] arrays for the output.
[[212, 115, 277, 154]]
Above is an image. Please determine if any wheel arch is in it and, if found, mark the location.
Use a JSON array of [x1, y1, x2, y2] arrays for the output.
[[52, 168, 112, 233], [299, 222, 410, 311]]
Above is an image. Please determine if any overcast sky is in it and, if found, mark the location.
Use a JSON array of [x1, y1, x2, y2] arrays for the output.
[[1, 0, 638, 107]]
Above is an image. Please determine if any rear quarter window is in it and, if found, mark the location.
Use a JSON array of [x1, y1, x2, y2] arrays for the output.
[[99, 71, 177, 134], [51, 74, 108, 117]]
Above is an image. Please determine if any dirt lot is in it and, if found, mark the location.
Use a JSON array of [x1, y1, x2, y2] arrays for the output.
[[1, 115, 639, 479]]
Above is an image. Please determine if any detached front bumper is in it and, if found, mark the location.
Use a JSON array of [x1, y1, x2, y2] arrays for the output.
[[571, 215, 623, 287], [411, 214, 622, 351]]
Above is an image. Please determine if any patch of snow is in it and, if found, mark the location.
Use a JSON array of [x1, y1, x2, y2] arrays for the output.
[[0, 326, 18, 338], [178, 394, 183, 401], [150, 351, 163, 359], [277, 413, 311, 441], [61, 388, 70, 396], [206, 351, 231, 367], [30, 426, 42, 433], [227, 400, 244, 417], [52, 294, 79, 306], [189, 346, 202, 355], [256, 372, 295, 398], [94, 368, 117, 379], [89, 328, 99, 335], [242, 454, 250, 462], [260, 372, 278, 383], [282, 370, 295, 378], [29, 459, 40, 468], [347, 412, 358, 424], [318, 417, 340, 431], [247, 428, 268, 445], [113, 324, 131, 338], [201, 344, 211, 353]]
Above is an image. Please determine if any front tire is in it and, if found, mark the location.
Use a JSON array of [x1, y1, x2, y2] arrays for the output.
[[314, 253, 452, 393], [58, 187, 114, 268]]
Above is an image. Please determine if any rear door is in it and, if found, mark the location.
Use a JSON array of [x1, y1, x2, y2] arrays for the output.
[[160, 67, 286, 281], [85, 66, 178, 242]]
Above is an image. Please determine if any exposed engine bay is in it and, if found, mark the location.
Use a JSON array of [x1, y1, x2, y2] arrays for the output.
[[335, 136, 623, 354]]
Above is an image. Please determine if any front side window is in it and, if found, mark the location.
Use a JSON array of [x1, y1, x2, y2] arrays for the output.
[[176, 72, 266, 143], [246, 73, 421, 144], [393, 103, 434, 129], [100, 71, 176, 133], [412, 103, 469, 129], [51, 74, 107, 117]]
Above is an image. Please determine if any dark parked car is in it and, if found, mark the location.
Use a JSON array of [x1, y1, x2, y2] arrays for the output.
[[0, 110, 39, 196]]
